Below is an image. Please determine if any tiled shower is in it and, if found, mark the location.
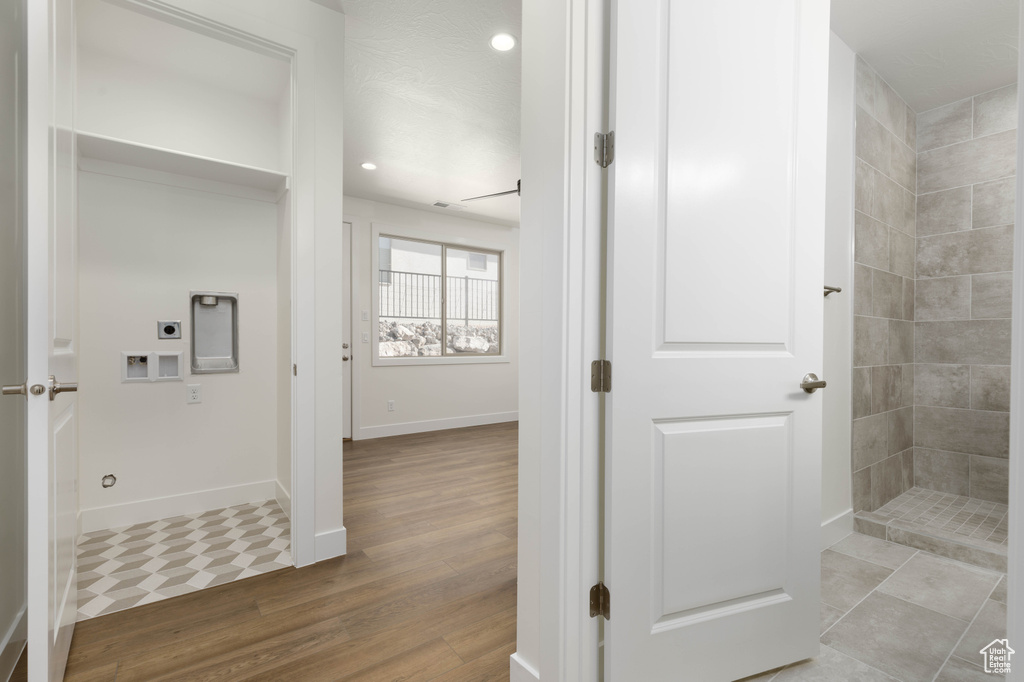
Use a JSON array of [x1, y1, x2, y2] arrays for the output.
[[851, 57, 1014, 571]]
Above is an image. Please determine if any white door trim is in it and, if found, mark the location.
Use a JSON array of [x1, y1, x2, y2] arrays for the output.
[[344, 214, 367, 440], [517, 0, 604, 678], [1007, 2, 1024, 674]]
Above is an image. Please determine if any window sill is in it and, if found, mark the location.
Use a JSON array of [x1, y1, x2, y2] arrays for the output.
[[371, 354, 511, 367]]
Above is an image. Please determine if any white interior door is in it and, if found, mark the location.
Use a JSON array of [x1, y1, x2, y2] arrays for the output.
[[604, 1, 829, 680], [26, 0, 78, 679], [342, 221, 352, 439]]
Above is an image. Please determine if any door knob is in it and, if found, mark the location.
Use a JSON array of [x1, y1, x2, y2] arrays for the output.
[[2, 382, 46, 397], [48, 375, 78, 401], [800, 373, 826, 393], [343, 343, 349, 349], [342, 355, 350, 362]]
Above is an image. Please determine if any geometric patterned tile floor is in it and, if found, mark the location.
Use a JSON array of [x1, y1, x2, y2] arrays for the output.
[[77, 499, 291, 621], [746, 531, 1008, 681]]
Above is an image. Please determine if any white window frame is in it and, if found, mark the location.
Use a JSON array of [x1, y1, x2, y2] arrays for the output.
[[371, 223, 509, 366]]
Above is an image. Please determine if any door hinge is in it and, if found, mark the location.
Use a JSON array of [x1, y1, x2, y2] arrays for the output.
[[594, 131, 614, 168], [591, 360, 611, 393], [293, 364, 297, 376], [590, 582, 610, 619]]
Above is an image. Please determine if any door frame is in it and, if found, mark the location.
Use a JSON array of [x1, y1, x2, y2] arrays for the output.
[[342, 220, 356, 440], [516, 0, 605, 678], [1008, 2, 1024, 671]]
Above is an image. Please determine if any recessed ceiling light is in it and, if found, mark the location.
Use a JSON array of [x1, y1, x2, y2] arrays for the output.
[[361, 162, 377, 170], [490, 33, 516, 51]]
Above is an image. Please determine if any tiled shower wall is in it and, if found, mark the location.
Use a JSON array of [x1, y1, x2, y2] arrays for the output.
[[913, 84, 1016, 505], [852, 58, 916, 513]]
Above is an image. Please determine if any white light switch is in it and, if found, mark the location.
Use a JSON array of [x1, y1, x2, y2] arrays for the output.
[[362, 332, 370, 343], [361, 310, 369, 321]]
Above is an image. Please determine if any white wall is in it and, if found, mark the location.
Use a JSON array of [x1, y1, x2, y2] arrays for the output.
[[0, 0, 26, 674], [821, 33, 856, 542], [76, 0, 290, 172], [77, 171, 280, 531], [345, 196, 519, 439]]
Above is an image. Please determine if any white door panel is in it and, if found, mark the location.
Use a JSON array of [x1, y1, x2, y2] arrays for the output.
[[27, 0, 78, 678], [605, 1, 829, 679]]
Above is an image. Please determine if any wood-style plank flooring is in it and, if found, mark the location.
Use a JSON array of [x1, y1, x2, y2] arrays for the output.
[[60, 421, 518, 681]]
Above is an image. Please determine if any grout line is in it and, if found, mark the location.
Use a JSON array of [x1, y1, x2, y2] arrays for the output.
[[918, 122, 1015, 157], [930, 579, 1003, 681], [915, 173, 1017, 199]]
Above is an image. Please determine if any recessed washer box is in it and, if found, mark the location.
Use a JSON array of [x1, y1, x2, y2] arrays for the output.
[[121, 352, 183, 383]]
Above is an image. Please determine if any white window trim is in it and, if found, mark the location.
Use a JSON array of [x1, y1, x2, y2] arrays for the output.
[[370, 222, 510, 366]]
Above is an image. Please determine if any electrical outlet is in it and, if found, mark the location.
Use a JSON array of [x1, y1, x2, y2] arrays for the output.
[[362, 332, 370, 343], [387, 399, 395, 412], [187, 384, 202, 404]]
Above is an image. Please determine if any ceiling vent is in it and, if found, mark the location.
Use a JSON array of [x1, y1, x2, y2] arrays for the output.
[[432, 201, 465, 211]]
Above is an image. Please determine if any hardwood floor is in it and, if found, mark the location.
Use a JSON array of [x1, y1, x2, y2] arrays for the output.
[[61, 421, 519, 681]]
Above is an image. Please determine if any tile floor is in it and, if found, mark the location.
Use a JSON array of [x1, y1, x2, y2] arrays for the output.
[[856, 488, 1008, 572], [873, 488, 1007, 547], [76, 499, 292, 621], [745, 532, 1008, 681]]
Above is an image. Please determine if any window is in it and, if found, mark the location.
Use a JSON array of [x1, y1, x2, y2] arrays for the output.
[[467, 252, 487, 271], [377, 235, 501, 359]]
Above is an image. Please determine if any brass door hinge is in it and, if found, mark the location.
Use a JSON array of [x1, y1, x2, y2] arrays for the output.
[[590, 581, 610, 619]]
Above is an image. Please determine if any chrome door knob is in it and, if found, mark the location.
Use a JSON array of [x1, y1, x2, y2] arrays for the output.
[[48, 375, 78, 401], [800, 373, 826, 393]]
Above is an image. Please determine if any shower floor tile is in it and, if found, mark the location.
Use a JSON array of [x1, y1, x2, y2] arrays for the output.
[[855, 488, 1008, 571], [874, 488, 1007, 548], [76, 499, 292, 621]]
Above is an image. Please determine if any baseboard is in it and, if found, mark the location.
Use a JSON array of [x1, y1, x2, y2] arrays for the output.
[[276, 480, 292, 521], [821, 510, 854, 550], [80, 480, 278, 533], [357, 411, 518, 440], [314, 527, 347, 562], [0, 607, 26, 682], [510, 652, 540, 682]]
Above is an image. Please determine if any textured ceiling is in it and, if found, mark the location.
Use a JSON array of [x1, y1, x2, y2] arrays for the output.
[[831, 0, 1018, 112], [342, 0, 521, 226]]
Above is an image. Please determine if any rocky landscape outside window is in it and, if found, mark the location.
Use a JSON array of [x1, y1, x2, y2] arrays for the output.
[[377, 235, 501, 359]]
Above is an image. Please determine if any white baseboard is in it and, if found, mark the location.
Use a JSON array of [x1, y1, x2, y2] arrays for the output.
[[80, 480, 278, 533], [0, 607, 26, 682], [276, 480, 292, 521], [314, 527, 347, 562], [821, 510, 854, 550], [510, 652, 540, 682], [356, 411, 518, 440]]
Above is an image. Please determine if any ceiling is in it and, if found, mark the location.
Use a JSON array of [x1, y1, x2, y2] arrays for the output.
[[831, 0, 1019, 113], [341, 0, 522, 227]]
